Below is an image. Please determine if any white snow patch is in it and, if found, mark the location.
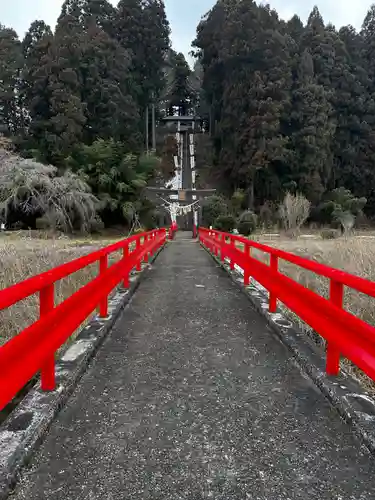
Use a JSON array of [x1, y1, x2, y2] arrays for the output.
[[96, 313, 113, 323], [61, 340, 91, 362], [270, 312, 293, 329], [348, 393, 375, 407]]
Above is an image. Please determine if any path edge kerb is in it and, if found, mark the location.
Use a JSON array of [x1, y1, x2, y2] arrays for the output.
[[0, 242, 167, 499], [201, 242, 375, 457]]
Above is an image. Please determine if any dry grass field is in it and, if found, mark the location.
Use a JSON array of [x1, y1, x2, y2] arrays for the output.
[[248, 232, 375, 390], [0, 231, 125, 347], [253, 233, 375, 327]]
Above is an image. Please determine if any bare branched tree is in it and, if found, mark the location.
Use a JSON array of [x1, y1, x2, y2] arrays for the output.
[[279, 192, 311, 237]]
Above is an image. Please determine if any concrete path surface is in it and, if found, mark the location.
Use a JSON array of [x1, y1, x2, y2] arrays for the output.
[[12, 233, 375, 499]]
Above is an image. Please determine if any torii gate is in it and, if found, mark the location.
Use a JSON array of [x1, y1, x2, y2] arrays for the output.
[[144, 186, 216, 230]]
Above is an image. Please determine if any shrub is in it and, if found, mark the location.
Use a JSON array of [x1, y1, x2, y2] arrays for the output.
[[0, 147, 99, 232], [321, 228, 341, 240], [213, 214, 236, 232], [202, 195, 228, 227], [67, 140, 161, 228], [238, 210, 258, 236], [279, 192, 311, 236], [314, 187, 367, 233]]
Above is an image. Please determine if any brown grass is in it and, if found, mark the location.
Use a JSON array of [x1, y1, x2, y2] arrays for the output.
[[0, 232, 125, 347], [249, 234, 375, 391], [255, 236, 375, 326]]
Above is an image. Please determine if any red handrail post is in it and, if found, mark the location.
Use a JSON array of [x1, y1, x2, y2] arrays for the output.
[[122, 243, 129, 289], [326, 280, 344, 375], [220, 234, 225, 262], [230, 236, 235, 270], [144, 234, 149, 263], [269, 254, 279, 313], [244, 243, 250, 286], [99, 255, 108, 317], [149, 232, 154, 256], [136, 236, 142, 271], [40, 284, 55, 391]]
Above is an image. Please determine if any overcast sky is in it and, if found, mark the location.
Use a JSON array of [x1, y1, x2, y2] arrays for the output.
[[1, 1, 372, 57]]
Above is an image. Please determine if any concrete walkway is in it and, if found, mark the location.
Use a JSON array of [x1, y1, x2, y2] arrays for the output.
[[12, 234, 375, 499]]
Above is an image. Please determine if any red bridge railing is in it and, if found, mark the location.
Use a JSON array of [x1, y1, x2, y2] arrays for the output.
[[199, 227, 375, 381], [0, 229, 166, 411]]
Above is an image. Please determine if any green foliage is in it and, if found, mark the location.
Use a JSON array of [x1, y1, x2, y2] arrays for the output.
[[213, 214, 236, 232], [115, 0, 170, 109], [0, 0, 174, 233], [3, 0, 375, 233], [238, 211, 258, 236], [193, 2, 375, 217], [202, 195, 228, 227], [316, 188, 367, 231], [67, 138, 160, 227], [0, 25, 24, 136]]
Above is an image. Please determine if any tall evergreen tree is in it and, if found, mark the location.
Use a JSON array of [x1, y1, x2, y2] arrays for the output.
[[0, 26, 23, 136], [289, 50, 335, 202], [79, 21, 140, 147], [115, 0, 170, 110], [35, 6, 86, 163], [21, 21, 53, 143]]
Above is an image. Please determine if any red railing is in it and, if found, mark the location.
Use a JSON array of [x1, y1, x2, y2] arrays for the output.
[[199, 227, 375, 381], [0, 229, 166, 411]]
